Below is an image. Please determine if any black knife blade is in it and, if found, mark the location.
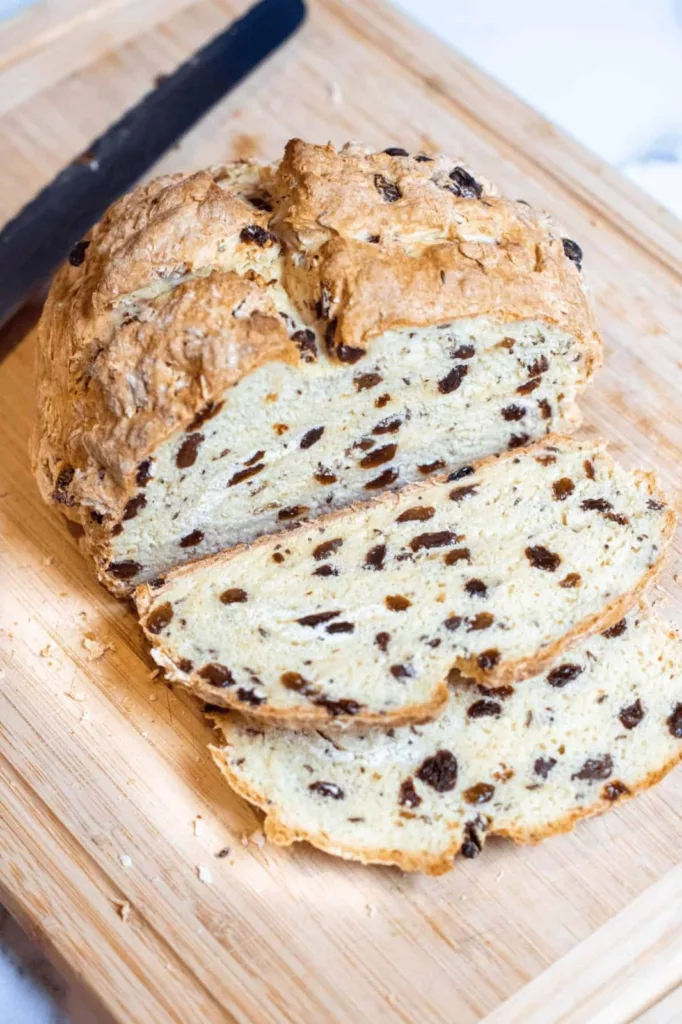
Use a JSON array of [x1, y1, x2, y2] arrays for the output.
[[0, 0, 305, 327]]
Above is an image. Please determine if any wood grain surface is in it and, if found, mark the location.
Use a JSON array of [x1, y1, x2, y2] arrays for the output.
[[1, 1, 681, 1022]]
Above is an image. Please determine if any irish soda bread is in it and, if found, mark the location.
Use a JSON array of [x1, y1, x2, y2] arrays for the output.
[[31, 139, 601, 594], [210, 609, 682, 875], [136, 437, 673, 724]]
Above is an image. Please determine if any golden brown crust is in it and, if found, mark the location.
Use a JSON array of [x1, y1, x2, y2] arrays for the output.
[[32, 140, 601, 590], [136, 435, 674, 725], [209, 737, 682, 877]]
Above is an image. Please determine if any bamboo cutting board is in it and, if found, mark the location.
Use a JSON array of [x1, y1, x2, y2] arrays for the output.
[[1, 2, 682, 1022]]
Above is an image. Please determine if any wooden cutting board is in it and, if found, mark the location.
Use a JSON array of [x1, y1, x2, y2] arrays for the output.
[[1, 2, 682, 1022]]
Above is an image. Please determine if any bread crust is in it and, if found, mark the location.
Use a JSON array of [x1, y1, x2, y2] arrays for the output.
[[31, 141, 602, 592], [136, 435, 675, 725]]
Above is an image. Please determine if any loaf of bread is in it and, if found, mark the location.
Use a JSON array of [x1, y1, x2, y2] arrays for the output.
[[210, 608, 682, 875], [31, 140, 601, 594], [136, 437, 673, 724]]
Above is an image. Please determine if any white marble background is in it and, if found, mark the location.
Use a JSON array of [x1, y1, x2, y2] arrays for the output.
[[1, 1, 680, 1021]]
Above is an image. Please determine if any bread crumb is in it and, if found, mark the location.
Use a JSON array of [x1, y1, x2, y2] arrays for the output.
[[119, 854, 133, 869], [82, 633, 114, 660], [459, 894, 467, 902], [215, 847, 231, 859], [496, 870, 504, 882], [0, 667, 6, 680], [198, 865, 213, 885], [149, 668, 161, 680], [39, 645, 52, 658], [81, 708, 91, 722], [65, 689, 86, 702], [193, 815, 204, 838], [249, 829, 265, 849], [42, 555, 54, 567], [240, 833, 250, 847], [328, 81, 342, 105], [113, 899, 131, 922], [365, 903, 376, 918], [149, 694, 159, 702]]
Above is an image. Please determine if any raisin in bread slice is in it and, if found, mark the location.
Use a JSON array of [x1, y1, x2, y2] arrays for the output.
[[136, 437, 674, 725], [210, 608, 682, 875], [31, 139, 601, 595]]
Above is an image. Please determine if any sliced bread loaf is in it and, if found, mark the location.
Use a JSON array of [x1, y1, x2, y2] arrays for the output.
[[31, 140, 600, 595], [136, 437, 673, 724], [210, 608, 682, 875]]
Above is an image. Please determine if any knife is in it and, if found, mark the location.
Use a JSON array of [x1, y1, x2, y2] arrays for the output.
[[0, 0, 305, 328]]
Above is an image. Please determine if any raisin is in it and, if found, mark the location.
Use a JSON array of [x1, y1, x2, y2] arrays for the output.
[[180, 529, 204, 547], [375, 393, 391, 408], [177, 659, 194, 673], [327, 622, 355, 634], [581, 498, 612, 512], [237, 688, 265, 706], [411, 531, 458, 553], [354, 372, 383, 391], [313, 538, 343, 561], [229, 463, 265, 486], [443, 549, 471, 569], [309, 781, 344, 799], [149, 577, 165, 589], [399, 778, 422, 807], [280, 671, 313, 692], [314, 466, 337, 485], [447, 167, 482, 198], [220, 588, 248, 605], [419, 459, 445, 474], [301, 426, 324, 449], [111, 524, 123, 537], [538, 398, 552, 420], [176, 433, 204, 469], [444, 615, 462, 631], [572, 754, 613, 781], [383, 146, 409, 156], [136, 459, 153, 486], [272, 552, 285, 564], [525, 546, 561, 571], [460, 822, 483, 858], [468, 698, 501, 718], [603, 781, 629, 801], [528, 355, 549, 377], [619, 699, 644, 730], [562, 237, 583, 271], [648, 498, 664, 511], [297, 610, 340, 628], [278, 505, 309, 520], [552, 477, 574, 501], [146, 602, 173, 634], [559, 572, 581, 588], [603, 619, 627, 639], [448, 487, 475, 503], [547, 663, 583, 687], [666, 703, 682, 738], [477, 649, 500, 671], [451, 344, 475, 359], [534, 757, 557, 778], [448, 466, 475, 482], [415, 154, 433, 162], [313, 696, 362, 716], [107, 560, 142, 580], [365, 468, 398, 489], [360, 444, 397, 469], [52, 465, 75, 505], [373, 417, 401, 435], [292, 329, 318, 363], [239, 224, 277, 246], [189, 401, 224, 429], [501, 404, 526, 421], [68, 240, 90, 266], [397, 506, 435, 523], [584, 460, 595, 480], [199, 663, 235, 687], [438, 365, 468, 394], [385, 595, 411, 611], [337, 344, 366, 364], [375, 632, 391, 652], [90, 510, 104, 525], [324, 318, 337, 349], [244, 450, 265, 466], [367, 234, 380, 244], [390, 663, 413, 679], [463, 782, 494, 805], [465, 579, 487, 597], [517, 378, 540, 395], [508, 433, 530, 449], [417, 750, 458, 792], [247, 193, 273, 212], [374, 174, 401, 202], [313, 565, 337, 577], [122, 493, 147, 521], [467, 612, 494, 631]]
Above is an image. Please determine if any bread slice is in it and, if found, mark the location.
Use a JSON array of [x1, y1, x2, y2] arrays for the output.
[[210, 608, 682, 875], [31, 140, 600, 595], [136, 437, 674, 724]]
